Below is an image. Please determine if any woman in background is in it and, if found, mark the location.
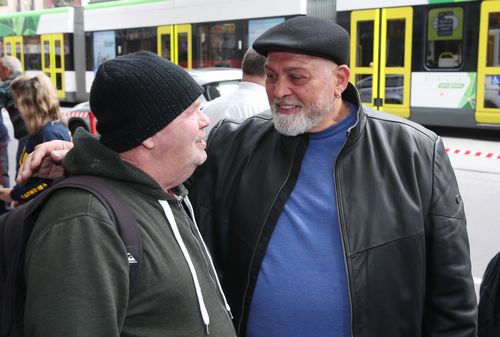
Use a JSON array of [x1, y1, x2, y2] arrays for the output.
[[0, 73, 71, 206]]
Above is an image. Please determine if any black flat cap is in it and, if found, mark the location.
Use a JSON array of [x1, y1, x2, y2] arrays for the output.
[[253, 16, 350, 65]]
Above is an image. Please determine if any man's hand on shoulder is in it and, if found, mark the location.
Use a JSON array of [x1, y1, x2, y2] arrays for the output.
[[17, 140, 73, 184]]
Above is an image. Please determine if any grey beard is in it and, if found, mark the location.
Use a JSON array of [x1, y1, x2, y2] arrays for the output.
[[271, 95, 336, 136]]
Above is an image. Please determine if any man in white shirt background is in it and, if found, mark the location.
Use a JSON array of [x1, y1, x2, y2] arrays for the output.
[[203, 48, 269, 137]]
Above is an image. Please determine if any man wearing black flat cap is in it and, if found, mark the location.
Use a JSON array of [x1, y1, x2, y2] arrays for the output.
[[190, 15, 477, 337], [18, 16, 477, 337]]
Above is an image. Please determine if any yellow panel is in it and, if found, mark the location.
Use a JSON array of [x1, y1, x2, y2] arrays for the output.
[[350, 9, 380, 109], [476, 0, 500, 124], [176, 24, 192, 69], [40, 35, 51, 75], [380, 7, 413, 118], [157, 26, 175, 63], [4, 36, 24, 71], [52, 34, 65, 99], [13, 36, 24, 71], [3, 37, 13, 56]]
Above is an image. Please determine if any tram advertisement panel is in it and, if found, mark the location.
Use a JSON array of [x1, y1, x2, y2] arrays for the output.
[[411, 73, 476, 109]]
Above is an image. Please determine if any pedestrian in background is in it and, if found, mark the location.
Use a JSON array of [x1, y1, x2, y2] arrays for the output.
[[0, 56, 29, 171], [0, 116, 9, 214], [478, 251, 500, 337], [0, 73, 70, 206], [202, 48, 269, 136]]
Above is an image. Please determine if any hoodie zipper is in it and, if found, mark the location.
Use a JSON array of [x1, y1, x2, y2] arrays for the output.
[[173, 197, 234, 323]]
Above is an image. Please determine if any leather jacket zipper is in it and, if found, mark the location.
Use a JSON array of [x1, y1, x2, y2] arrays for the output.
[[237, 138, 300, 336], [335, 125, 357, 337]]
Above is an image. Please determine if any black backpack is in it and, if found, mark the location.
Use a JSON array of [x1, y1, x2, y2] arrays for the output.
[[478, 251, 500, 337], [0, 175, 141, 337]]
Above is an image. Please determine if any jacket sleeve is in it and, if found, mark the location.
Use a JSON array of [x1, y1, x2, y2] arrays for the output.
[[423, 136, 477, 337], [24, 191, 129, 337]]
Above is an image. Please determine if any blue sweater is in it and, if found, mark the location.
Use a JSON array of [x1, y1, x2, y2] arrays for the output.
[[247, 105, 356, 337]]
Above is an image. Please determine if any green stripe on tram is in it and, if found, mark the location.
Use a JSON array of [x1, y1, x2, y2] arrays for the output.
[[86, 0, 167, 10]]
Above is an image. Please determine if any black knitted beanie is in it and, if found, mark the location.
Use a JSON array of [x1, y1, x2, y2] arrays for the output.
[[90, 51, 203, 152]]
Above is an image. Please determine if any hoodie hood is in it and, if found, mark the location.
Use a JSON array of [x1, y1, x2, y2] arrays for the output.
[[63, 129, 185, 200]]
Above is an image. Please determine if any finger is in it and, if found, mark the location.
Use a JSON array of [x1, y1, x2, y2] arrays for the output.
[[50, 149, 71, 163]]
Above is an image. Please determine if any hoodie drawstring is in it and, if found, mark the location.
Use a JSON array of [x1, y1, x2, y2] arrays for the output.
[[184, 196, 233, 319], [159, 200, 211, 334]]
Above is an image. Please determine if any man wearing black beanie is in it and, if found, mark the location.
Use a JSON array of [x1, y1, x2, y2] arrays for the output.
[[20, 51, 236, 337], [19, 17, 477, 337]]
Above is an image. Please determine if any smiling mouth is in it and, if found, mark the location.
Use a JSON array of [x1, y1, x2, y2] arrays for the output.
[[274, 103, 302, 114]]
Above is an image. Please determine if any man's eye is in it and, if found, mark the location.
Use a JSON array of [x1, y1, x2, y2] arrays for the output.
[[266, 74, 277, 82]]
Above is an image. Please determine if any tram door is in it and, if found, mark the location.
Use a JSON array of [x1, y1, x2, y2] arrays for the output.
[[157, 24, 192, 69], [350, 7, 412, 118], [41, 34, 65, 99], [476, 0, 500, 124], [3, 36, 24, 71]]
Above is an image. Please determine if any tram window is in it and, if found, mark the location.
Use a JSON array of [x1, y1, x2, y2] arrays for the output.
[[484, 12, 500, 109], [355, 74, 373, 104], [116, 27, 157, 56], [64, 34, 74, 70], [43, 40, 51, 67], [486, 12, 500, 67], [55, 39, 62, 68], [356, 21, 374, 68], [386, 19, 405, 67], [178, 32, 188, 68], [24, 36, 41, 70], [85, 32, 93, 71], [426, 7, 464, 69], [195, 21, 245, 68]]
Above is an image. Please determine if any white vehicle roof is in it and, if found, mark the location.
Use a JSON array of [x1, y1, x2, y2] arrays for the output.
[[187, 68, 242, 86]]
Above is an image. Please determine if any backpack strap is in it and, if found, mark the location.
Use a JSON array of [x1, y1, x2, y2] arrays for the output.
[[1, 175, 141, 337], [25, 175, 142, 288]]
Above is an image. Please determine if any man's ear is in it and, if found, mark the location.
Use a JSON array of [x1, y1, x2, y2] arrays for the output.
[[335, 65, 351, 92]]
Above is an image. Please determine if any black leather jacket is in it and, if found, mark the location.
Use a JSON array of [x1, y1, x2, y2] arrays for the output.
[[189, 83, 477, 337]]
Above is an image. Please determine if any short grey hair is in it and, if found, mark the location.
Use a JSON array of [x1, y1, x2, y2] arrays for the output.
[[0, 56, 22, 73]]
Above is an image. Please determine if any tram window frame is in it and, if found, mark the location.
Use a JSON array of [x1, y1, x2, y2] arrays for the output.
[[115, 27, 157, 57], [24, 35, 42, 71], [425, 6, 465, 70], [193, 20, 246, 68]]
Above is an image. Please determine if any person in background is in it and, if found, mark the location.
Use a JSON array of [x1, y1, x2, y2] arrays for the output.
[[16, 51, 236, 337], [478, 251, 500, 337], [202, 48, 269, 136], [0, 73, 70, 206], [0, 56, 29, 173], [16, 17, 478, 337], [0, 116, 9, 214]]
